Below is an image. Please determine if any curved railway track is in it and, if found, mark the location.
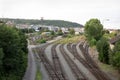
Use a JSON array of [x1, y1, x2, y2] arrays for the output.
[[51, 44, 67, 80], [34, 42, 111, 80], [67, 42, 111, 80], [36, 43, 60, 80], [72, 44, 106, 80], [59, 44, 87, 80], [79, 42, 111, 80]]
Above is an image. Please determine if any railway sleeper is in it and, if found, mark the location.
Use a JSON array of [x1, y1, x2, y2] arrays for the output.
[[53, 56, 59, 59]]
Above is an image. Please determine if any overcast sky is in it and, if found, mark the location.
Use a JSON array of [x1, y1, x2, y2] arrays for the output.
[[0, 0, 120, 29]]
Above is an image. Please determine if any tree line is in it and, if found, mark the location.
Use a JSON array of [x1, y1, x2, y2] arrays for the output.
[[0, 22, 28, 80], [1, 18, 83, 27]]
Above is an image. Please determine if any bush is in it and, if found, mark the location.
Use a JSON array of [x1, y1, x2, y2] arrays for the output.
[[69, 28, 75, 35], [89, 38, 97, 46], [111, 52, 120, 71], [96, 37, 110, 64], [0, 23, 28, 80], [110, 40, 120, 72], [57, 29, 63, 35], [67, 34, 73, 38], [39, 39, 46, 43]]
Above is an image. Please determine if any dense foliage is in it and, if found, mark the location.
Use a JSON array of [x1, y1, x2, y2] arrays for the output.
[[85, 19, 103, 46], [110, 40, 120, 72], [84, 18, 110, 64], [69, 28, 75, 35], [20, 28, 35, 33], [96, 37, 110, 64], [0, 23, 28, 80], [57, 29, 63, 35], [1, 18, 83, 27]]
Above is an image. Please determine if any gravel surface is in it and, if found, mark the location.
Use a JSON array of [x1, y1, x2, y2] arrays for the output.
[[34, 49, 50, 80], [24, 37, 107, 80], [64, 44, 97, 80], [38, 61, 49, 80], [76, 42, 85, 59], [44, 44, 53, 64], [23, 46, 37, 80], [56, 44, 76, 80], [23, 36, 63, 80]]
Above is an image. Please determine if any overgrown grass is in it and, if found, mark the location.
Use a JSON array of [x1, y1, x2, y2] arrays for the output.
[[99, 63, 115, 72], [55, 35, 86, 44], [98, 62, 120, 80], [36, 70, 42, 80], [37, 39, 46, 43]]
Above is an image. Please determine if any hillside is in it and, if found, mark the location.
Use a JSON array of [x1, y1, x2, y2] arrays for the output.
[[0, 18, 83, 27]]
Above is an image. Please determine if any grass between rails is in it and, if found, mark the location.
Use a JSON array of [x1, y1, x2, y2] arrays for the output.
[[55, 35, 86, 44], [36, 70, 42, 80]]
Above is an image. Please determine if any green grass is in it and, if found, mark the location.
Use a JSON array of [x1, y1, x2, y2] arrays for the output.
[[98, 62, 120, 80], [99, 63, 115, 72], [55, 35, 86, 44], [36, 70, 42, 80]]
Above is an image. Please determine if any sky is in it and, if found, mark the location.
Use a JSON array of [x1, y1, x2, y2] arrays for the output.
[[0, 0, 120, 29]]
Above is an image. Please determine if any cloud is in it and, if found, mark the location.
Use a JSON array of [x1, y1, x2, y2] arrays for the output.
[[0, 0, 120, 29]]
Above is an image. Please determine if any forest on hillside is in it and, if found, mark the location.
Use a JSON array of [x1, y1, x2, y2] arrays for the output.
[[0, 18, 83, 27]]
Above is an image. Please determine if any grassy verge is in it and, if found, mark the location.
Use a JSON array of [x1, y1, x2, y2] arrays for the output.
[[99, 63, 116, 72], [98, 62, 120, 80], [55, 35, 86, 44], [35, 70, 42, 80]]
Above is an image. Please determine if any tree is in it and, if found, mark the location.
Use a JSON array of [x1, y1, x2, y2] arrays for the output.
[[96, 37, 110, 64], [0, 48, 4, 69], [104, 30, 110, 34], [110, 40, 120, 72], [89, 38, 97, 46], [51, 31, 55, 35], [111, 52, 120, 72], [57, 29, 63, 35], [113, 40, 120, 53], [69, 28, 75, 35], [0, 24, 27, 79], [85, 19, 103, 45]]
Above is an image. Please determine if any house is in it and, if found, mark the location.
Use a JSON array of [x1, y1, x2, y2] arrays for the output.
[[61, 27, 69, 34], [48, 26, 59, 32], [74, 27, 84, 35]]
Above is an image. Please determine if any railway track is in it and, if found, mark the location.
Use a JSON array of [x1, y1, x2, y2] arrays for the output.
[[67, 43, 109, 80], [59, 44, 87, 80], [34, 42, 111, 80], [51, 44, 67, 80], [36, 44, 60, 80], [67, 43, 92, 69], [79, 42, 111, 80]]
